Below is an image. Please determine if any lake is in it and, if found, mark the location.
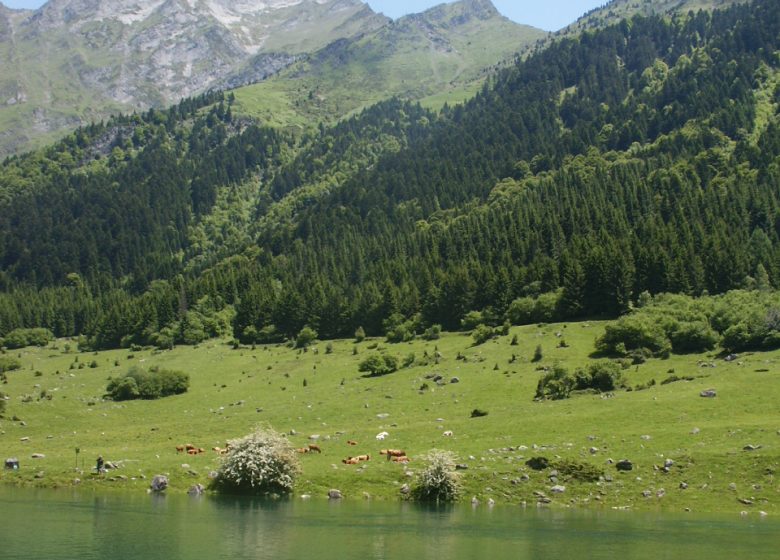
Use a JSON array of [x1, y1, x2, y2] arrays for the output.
[[0, 487, 776, 559]]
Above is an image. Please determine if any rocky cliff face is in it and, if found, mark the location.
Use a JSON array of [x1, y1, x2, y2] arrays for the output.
[[0, 0, 388, 155]]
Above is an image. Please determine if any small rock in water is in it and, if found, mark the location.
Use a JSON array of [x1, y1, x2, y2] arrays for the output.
[[328, 489, 343, 500], [300, 494, 311, 500], [187, 484, 205, 496], [150, 475, 168, 492], [471, 496, 479, 506]]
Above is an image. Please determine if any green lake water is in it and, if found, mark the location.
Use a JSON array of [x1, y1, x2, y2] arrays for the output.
[[0, 487, 776, 559]]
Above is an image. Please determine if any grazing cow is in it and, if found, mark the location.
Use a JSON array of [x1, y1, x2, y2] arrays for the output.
[[176, 445, 186, 453], [187, 448, 199, 455], [391, 455, 410, 463], [342, 457, 360, 465], [296, 447, 310, 454], [354, 454, 370, 462], [308, 444, 322, 453], [185, 444, 197, 452], [385, 449, 406, 458], [347, 440, 358, 446]]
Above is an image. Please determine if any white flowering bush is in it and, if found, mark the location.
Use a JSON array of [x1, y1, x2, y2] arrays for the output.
[[412, 450, 460, 503], [213, 426, 300, 495]]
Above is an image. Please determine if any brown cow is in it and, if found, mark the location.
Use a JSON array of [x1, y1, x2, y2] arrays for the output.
[[347, 440, 358, 446], [187, 448, 200, 455], [176, 445, 186, 453], [354, 454, 370, 462], [385, 449, 406, 459], [296, 447, 310, 454], [391, 455, 410, 463], [308, 444, 322, 453], [342, 457, 360, 465]]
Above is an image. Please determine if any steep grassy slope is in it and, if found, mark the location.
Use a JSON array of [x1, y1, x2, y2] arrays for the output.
[[232, 0, 545, 129], [0, 320, 777, 512]]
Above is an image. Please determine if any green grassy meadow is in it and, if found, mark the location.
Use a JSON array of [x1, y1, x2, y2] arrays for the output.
[[1, 321, 778, 514]]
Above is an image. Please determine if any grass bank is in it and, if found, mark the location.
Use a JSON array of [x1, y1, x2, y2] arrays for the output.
[[1, 321, 778, 514]]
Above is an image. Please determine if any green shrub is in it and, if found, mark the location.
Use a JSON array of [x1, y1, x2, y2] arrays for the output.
[[2, 328, 54, 349], [212, 426, 299, 495], [472, 324, 496, 345], [596, 315, 671, 356], [461, 311, 485, 331], [532, 344, 543, 362], [0, 356, 22, 374], [411, 450, 460, 503], [106, 366, 189, 401], [668, 321, 719, 353], [535, 365, 574, 400], [295, 326, 317, 349], [422, 324, 442, 341], [575, 361, 624, 392], [358, 353, 399, 377], [354, 326, 366, 342]]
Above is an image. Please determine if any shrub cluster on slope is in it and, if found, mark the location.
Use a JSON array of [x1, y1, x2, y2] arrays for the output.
[[596, 290, 780, 357], [105, 366, 189, 401]]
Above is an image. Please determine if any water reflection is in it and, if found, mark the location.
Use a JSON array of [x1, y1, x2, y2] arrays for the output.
[[0, 487, 776, 560]]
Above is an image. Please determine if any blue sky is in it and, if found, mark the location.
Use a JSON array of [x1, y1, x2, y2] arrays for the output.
[[1, 0, 604, 31]]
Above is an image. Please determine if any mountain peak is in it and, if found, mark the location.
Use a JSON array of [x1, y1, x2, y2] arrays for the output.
[[402, 0, 501, 28]]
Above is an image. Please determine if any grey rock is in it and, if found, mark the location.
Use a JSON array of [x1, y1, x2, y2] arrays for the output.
[[589, 447, 599, 454], [616, 459, 634, 472], [700, 389, 717, 398], [188, 484, 205, 496], [34, 471, 45, 479], [551, 485, 566, 494], [679, 482, 688, 490], [664, 459, 674, 469], [656, 488, 666, 498], [328, 489, 343, 500], [450, 377, 460, 384], [31, 453, 45, 459], [150, 475, 168, 492], [743, 444, 762, 451]]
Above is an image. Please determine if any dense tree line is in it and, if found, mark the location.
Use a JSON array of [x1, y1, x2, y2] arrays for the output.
[[0, 0, 778, 348]]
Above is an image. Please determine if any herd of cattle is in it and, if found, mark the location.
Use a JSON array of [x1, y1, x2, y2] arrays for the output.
[[174, 441, 411, 464]]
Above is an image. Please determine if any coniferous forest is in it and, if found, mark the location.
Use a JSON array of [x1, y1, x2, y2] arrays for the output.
[[0, 0, 779, 350]]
